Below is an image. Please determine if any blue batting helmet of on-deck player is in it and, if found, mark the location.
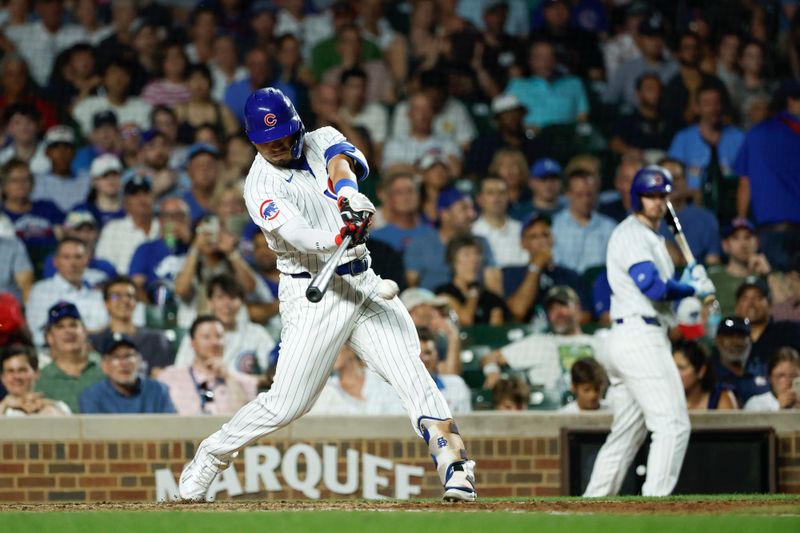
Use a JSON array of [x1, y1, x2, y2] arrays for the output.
[[629, 165, 673, 212], [244, 87, 305, 159]]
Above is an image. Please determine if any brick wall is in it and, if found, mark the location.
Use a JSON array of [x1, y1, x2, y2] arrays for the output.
[[1, 413, 797, 503]]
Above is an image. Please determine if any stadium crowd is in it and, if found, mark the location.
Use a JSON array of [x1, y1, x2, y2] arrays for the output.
[[1, 0, 799, 417]]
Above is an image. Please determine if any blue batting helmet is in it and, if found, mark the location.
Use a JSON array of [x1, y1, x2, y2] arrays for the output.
[[630, 165, 673, 211], [244, 87, 305, 159]]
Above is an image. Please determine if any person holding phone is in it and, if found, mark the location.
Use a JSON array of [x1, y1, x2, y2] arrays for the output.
[[744, 347, 800, 411]]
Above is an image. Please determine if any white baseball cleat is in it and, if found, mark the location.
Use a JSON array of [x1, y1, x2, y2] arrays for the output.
[[178, 451, 230, 502], [442, 460, 477, 502]]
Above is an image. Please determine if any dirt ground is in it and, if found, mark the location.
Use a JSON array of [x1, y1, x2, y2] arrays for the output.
[[1, 497, 799, 514]]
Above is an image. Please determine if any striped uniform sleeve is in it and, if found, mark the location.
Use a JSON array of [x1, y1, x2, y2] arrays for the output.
[[243, 163, 302, 233]]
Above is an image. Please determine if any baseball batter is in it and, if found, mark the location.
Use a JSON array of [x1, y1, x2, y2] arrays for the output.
[[584, 166, 715, 497], [179, 88, 476, 502]]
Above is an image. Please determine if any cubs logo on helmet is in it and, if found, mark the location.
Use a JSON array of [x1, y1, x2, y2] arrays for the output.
[[630, 165, 673, 212], [260, 199, 280, 221], [264, 113, 277, 127], [244, 87, 306, 159]]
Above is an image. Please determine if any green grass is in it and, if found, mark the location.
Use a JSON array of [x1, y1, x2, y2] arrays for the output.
[[0, 511, 798, 533]]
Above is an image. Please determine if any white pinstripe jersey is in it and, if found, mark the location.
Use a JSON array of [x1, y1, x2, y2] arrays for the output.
[[242, 127, 369, 275], [607, 214, 675, 325]]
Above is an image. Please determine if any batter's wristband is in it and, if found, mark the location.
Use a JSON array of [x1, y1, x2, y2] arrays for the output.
[[334, 179, 358, 195]]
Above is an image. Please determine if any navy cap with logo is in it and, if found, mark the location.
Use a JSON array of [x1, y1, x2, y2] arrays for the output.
[[98, 331, 138, 355], [716, 316, 751, 337], [638, 12, 665, 36], [735, 276, 770, 302], [530, 158, 562, 179], [186, 143, 221, 162], [93, 110, 118, 129], [520, 211, 551, 237], [46, 301, 81, 329], [436, 188, 470, 212], [722, 217, 756, 239], [122, 169, 152, 195]]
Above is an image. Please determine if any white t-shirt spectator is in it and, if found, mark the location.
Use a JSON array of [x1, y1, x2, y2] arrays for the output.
[[472, 216, 528, 268], [6, 21, 85, 86], [72, 95, 153, 137], [391, 97, 477, 148], [95, 216, 160, 276], [437, 374, 472, 414], [743, 392, 780, 412], [341, 103, 389, 145]]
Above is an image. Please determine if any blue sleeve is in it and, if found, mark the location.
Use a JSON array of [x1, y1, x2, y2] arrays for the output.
[[477, 236, 496, 267], [78, 389, 98, 414], [160, 382, 177, 414], [629, 261, 695, 301], [733, 133, 750, 177], [324, 142, 369, 181], [667, 131, 683, 160], [43, 254, 56, 278], [128, 243, 150, 278]]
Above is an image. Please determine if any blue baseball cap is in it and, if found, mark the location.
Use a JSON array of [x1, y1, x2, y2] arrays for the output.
[[530, 158, 562, 179], [722, 217, 755, 238], [46, 301, 81, 329], [436, 188, 469, 212], [187, 143, 220, 162], [520, 211, 551, 237], [121, 169, 152, 195], [97, 331, 138, 355]]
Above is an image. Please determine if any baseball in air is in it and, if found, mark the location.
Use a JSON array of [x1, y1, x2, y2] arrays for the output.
[[376, 279, 399, 299]]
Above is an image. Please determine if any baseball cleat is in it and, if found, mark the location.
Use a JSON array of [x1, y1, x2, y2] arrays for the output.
[[442, 460, 477, 502], [178, 451, 230, 502]]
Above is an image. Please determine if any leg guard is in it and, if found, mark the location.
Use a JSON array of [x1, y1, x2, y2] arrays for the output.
[[418, 416, 477, 501]]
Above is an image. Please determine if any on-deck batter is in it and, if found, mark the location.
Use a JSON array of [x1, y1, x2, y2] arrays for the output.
[[178, 87, 476, 502], [584, 165, 715, 497]]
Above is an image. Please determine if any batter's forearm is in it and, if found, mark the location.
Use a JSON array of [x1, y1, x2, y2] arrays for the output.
[[275, 216, 339, 253]]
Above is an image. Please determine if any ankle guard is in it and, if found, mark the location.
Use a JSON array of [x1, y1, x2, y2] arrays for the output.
[[418, 416, 471, 486]]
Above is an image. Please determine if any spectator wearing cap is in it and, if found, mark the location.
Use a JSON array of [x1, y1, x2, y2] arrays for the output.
[[712, 315, 768, 405], [735, 80, 800, 272], [551, 170, 617, 274], [656, 158, 721, 267], [4, 0, 84, 88], [72, 58, 152, 136], [526, 158, 567, 221], [400, 287, 461, 376], [42, 210, 116, 287], [95, 171, 160, 275], [604, 12, 679, 108], [735, 277, 800, 365], [26, 238, 109, 346], [506, 40, 589, 130], [71, 111, 120, 177], [531, 0, 604, 80], [464, 94, 551, 179], [558, 357, 612, 413], [472, 176, 528, 268], [382, 92, 462, 175], [418, 326, 471, 413], [708, 218, 775, 316], [1, 158, 65, 268], [482, 285, 604, 399], [392, 69, 476, 152], [139, 128, 180, 199], [672, 339, 737, 410], [0, 103, 50, 175], [336, 67, 390, 165], [75, 154, 125, 227], [504, 213, 586, 323], [79, 333, 175, 414], [667, 84, 744, 198], [0, 56, 58, 131], [31, 125, 90, 213], [598, 154, 643, 223], [173, 274, 276, 379], [183, 143, 221, 223], [372, 171, 436, 253], [33, 301, 105, 413], [744, 347, 800, 411], [89, 276, 173, 377], [435, 234, 510, 326], [404, 187, 500, 293], [1, 344, 71, 416], [0, 235, 33, 304], [157, 315, 258, 415], [609, 73, 674, 157]]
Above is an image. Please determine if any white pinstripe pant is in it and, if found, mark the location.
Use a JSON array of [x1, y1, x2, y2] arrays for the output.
[[584, 320, 691, 497], [198, 269, 453, 462]]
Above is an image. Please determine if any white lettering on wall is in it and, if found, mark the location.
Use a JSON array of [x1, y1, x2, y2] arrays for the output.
[[282, 444, 322, 499], [362, 453, 393, 500], [244, 445, 282, 493]]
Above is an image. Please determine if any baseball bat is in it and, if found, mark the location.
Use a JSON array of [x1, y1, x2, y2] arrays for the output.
[[664, 201, 716, 306], [306, 235, 351, 303]]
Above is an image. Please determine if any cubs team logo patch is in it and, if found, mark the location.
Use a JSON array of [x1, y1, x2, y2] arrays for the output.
[[264, 113, 277, 127], [260, 199, 280, 221]]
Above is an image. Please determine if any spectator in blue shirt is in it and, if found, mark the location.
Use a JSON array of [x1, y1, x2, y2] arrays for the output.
[[79, 332, 176, 414], [668, 83, 744, 194], [505, 40, 589, 130], [657, 158, 721, 267], [1, 158, 65, 271], [404, 188, 500, 294], [551, 170, 617, 274], [735, 81, 800, 271], [372, 170, 436, 253]]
